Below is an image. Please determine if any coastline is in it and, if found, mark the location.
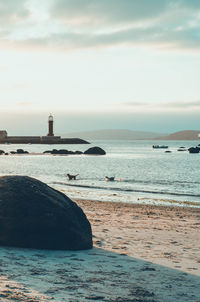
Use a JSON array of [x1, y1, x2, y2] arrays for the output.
[[0, 197, 199, 301]]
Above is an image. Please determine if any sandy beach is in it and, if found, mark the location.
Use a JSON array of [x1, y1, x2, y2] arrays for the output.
[[76, 199, 200, 275], [0, 199, 200, 301]]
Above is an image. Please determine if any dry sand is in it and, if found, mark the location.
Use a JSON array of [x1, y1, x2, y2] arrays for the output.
[[76, 199, 200, 275], [0, 199, 200, 302]]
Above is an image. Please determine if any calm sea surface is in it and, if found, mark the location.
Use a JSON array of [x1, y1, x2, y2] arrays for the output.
[[0, 140, 200, 208]]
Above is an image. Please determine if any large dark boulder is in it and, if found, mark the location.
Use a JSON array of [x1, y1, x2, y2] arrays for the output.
[[0, 176, 92, 250], [84, 146, 106, 155]]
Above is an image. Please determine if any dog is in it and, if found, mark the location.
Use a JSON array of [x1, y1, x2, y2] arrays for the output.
[[105, 176, 115, 182], [67, 173, 79, 180]]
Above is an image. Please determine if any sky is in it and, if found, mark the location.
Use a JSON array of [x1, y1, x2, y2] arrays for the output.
[[0, 0, 200, 135]]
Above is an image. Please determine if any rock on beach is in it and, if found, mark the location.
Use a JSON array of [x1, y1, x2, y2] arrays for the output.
[[0, 176, 93, 250]]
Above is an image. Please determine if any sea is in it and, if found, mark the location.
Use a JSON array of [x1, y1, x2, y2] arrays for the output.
[[0, 140, 200, 208]]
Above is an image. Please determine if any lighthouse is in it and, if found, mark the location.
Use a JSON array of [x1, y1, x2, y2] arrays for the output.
[[47, 114, 54, 136]]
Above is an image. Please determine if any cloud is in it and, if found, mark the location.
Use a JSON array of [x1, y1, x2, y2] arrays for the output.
[[122, 100, 200, 111], [51, 0, 169, 25], [48, 0, 200, 51], [167, 100, 200, 108], [0, 0, 30, 43], [0, 0, 29, 22], [2, 24, 200, 52], [0, 0, 200, 52]]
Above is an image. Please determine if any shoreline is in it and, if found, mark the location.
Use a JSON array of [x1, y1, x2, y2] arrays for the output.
[[74, 196, 200, 209], [58, 186, 200, 209]]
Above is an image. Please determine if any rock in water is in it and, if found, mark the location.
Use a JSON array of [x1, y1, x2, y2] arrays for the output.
[[0, 176, 93, 250], [188, 147, 200, 154], [84, 146, 106, 155]]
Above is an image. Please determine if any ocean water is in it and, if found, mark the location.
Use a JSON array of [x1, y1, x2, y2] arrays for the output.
[[0, 140, 200, 208]]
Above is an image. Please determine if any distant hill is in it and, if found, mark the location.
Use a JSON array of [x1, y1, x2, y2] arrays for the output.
[[155, 130, 200, 140], [63, 129, 167, 140]]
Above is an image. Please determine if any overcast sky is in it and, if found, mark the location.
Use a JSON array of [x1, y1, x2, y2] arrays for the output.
[[0, 0, 200, 134]]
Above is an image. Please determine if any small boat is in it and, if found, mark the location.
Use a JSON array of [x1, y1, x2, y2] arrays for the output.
[[177, 148, 187, 152], [152, 145, 168, 149]]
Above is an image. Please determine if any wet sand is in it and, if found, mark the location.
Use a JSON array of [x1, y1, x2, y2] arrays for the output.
[[0, 200, 200, 301]]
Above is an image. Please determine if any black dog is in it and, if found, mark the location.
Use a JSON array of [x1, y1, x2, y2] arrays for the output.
[[67, 173, 79, 180], [105, 176, 115, 182]]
